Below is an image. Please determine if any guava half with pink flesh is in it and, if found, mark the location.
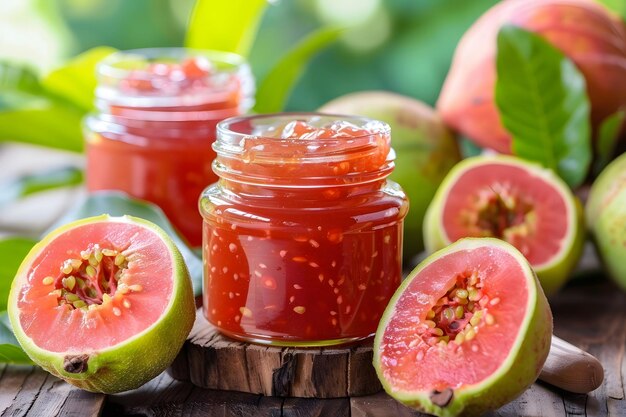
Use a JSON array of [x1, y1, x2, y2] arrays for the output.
[[424, 155, 584, 295], [374, 238, 552, 417], [8, 215, 195, 393]]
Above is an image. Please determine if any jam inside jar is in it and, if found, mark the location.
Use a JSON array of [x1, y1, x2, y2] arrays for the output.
[[84, 48, 254, 247], [200, 113, 409, 346]]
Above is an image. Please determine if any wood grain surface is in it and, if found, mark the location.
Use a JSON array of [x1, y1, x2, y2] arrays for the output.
[[2, 276, 625, 416], [167, 312, 382, 398]]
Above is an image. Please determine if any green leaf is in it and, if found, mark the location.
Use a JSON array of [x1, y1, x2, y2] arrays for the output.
[[495, 25, 592, 188], [0, 312, 32, 365], [48, 192, 203, 296], [459, 137, 483, 158], [0, 93, 84, 152], [0, 238, 37, 311], [41, 47, 116, 112], [594, 110, 625, 176], [186, 0, 269, 56], [254, 27, 343, 113], [0, 166, 83, 209], [596, 0, 626, 20], [0, 62, 42, 98]]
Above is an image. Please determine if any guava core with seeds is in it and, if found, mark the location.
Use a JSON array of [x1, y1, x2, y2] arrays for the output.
[[8, 215, 195, 393], [374, 238, 552, 417], [424, 155, 584, 295]]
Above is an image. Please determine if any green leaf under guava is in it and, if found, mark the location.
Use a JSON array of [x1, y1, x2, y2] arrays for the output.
[[0, 166, 83, 209], [185, 0, 269, 56], [0, 238, 36, 365], [47, 192, 203, 296], [495, 25, 592, 188], [594, 110, 625, 176], [0, 312, 32, 364], [0, 237, 37, 312], [254, 26, 343, 113], [42, 46, 116, 111]]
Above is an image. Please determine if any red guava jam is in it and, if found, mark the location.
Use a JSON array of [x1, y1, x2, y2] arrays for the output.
[[200, 114, 408, 346], [85, 49, 253, 247]]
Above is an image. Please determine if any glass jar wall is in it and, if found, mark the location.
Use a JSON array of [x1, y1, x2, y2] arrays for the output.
[[85, 48, 254, 247], [200, 113, 409, 346]]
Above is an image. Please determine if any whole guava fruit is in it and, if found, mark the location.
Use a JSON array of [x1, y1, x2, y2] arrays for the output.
[[587, 152, 626, 290], [320, 91, 460, 261], [437, 0, 626, 154], [374, 238, 552, 417], [8, 215, 196, 393]]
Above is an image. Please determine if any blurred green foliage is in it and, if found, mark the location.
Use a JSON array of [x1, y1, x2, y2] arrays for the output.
[[1, 0, 499, 112]]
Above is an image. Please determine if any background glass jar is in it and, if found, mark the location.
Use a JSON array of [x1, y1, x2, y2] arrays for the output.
[[84, 48, 254, 247], [200, 113, 409, 346]]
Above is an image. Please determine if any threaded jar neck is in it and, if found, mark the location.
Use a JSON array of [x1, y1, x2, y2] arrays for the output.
[[213, 113, 395, 189]]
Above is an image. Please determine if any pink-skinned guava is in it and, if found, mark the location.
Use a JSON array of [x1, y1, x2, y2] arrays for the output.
[[437, 0, 626, 154]]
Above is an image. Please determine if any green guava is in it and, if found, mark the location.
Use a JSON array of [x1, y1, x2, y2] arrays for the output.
[[587, 152, 626, 290], [374, 238, 552, 417], [8, 214, 196, 393], [424, 155, 584, 295], [319, 91, 460, 262]]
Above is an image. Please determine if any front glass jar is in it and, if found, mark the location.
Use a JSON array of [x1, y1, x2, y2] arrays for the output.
[[200, 113, 409, 346], [84, 48, 254, 247]]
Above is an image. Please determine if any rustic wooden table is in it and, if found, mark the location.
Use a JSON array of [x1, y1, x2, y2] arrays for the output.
[[1, 270, 625, 417]]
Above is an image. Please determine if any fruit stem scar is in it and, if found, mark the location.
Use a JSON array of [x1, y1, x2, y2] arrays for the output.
[[63, 354, 89, 374], [430, 387, 453, 407]]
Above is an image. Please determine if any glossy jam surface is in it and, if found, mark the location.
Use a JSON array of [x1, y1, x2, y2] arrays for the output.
[[201, 117, 408, 345], [86, 53, 249, 247]]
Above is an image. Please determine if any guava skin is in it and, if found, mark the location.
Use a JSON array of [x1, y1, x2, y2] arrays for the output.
[[319, 91, 460, 262], [8, 215, 196, 393], [587, 153, 626, 290], [437, 0, 626, 154], [374, 238, 553, 417], [423, 155, 585, 295]]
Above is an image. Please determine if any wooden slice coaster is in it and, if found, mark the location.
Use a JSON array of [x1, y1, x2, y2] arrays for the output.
[[168, 309, 382, 398]]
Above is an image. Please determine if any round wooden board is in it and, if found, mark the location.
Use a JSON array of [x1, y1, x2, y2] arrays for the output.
[[167, 310, 382, 398]]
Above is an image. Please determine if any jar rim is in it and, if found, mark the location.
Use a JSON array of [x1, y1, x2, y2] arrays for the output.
[[213, 112, 395, 187], [94, 47, 254, 108], [216, 112, 391, 143], [97, 47, 247, 81]]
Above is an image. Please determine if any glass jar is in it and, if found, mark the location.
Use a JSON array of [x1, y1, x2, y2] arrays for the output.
[[199, 113, 409, 346], [84, 48, 254, 247]]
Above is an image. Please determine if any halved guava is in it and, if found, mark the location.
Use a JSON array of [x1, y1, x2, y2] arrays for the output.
[[374, 238, 552, 417], [424, 155, 584, 295], [8, 215, 195, 393]]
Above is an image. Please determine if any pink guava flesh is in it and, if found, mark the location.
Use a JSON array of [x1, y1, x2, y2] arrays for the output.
[[441, 162, 568, 267], [15, 221, 173, 352], [378, 245, 528, 392]]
